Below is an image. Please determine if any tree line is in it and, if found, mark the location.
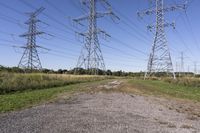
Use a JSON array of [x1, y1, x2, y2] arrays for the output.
[[0, 66, 199, 78], [0, 66, 145, 77]]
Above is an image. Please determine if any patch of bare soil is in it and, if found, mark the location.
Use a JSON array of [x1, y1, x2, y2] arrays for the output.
[[0, 80, 199, 133]]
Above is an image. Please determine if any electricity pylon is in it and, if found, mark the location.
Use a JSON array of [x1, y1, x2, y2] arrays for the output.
[[73, 0, 119, 75], [138, 0, 187, 79], [18, 7, 46, 71]]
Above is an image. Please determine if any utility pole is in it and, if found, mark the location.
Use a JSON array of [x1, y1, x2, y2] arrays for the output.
[[187, 65, 190, 77], [176, 61, 178, 72], [175, 61, 180, 77], [194, 61, 197, 76], [18, 7, 46, 71], [180, 51, 185, 75], [138, 0, 187, 79], [73, 0, 119, 75], [178, 51, 190, 76]]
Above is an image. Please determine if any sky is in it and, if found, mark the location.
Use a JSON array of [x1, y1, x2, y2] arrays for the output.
[[0, 0, 200, 72]]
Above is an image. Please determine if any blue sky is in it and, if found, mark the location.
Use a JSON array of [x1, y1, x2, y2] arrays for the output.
[[0, 0, 199, 72]]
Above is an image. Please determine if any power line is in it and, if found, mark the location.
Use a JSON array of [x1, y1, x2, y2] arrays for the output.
[[19, 0, 148, 59], [174, 29, 195, 58], [104, 17, 150, 46], [0, 43, 15, 48], [0, 29, 147, 62], [0, 2, 81, 48], [0, 39, 147, 69], [0, 1, 24, 15], [111, 36, 148, 55], [0, 13, 23, 26], [112, 5, 150, 39], [101, 43, 145, 60], [184, 11, 200, 51], [69, 0, 151, 47], [19, 0, 75, 34], [44, 0, 66, 16]]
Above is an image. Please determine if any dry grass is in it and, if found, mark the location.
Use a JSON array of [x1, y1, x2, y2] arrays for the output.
[[163, 77, 200, 87], [0, 72, 113, 94]]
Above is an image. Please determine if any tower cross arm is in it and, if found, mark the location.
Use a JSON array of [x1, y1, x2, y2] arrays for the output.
[[25, 19, 41, 24], [81, 0, 111, 8], [75, 31, 88, 37], [96, 10, 120, 20], [99, 0, 111, 7], [138, 3, 187, 18], [76, 28, 110, 37], [137, 8, 155, 18], [96, 11, 111, 18], [73, 10, 119, 25], [26, 7, 45, 17], [163, 4, 187, 12], [19, 31, 45, 37], [73, 15, 89, 26], [97, 28, 111, 38], [147, 22, 175, 31], [73, 15, 89, 22], [33, 7, 45, 16], [19, 45, 48, 49], [36, 45, 50, 51]]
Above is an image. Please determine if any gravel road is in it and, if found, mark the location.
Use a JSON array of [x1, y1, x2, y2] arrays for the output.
[[0, 81, 200, 133]]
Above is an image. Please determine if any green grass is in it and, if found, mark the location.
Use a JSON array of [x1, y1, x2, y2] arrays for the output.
[[0, 79, 113, 113], [0, 84, 75, 113], [3, 78, 199, 113], [129, 79, 200, 102]]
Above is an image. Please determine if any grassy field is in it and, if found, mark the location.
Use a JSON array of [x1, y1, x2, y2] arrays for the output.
[[0, 79, 113, 113], [0, 72, 112, 94], [1, 74, 200, 113], [0, 73, 114, 113], [128, 79, 200, 102]]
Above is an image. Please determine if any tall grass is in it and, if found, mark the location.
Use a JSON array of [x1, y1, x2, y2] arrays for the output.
[[163, 77, 200, 88], [0, 72, 111, 94]]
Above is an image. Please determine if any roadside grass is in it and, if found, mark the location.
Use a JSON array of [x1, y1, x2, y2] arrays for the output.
[[2, 77, 200, 113], [163, 77, 200, 87], [0, 72, 112, 94], [128, 79, 200, 102], [0, 79, 114, 113]]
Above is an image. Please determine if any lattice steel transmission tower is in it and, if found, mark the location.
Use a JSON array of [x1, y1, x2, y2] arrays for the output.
[[73, 0, 119, 75], [18, 7, 45, 71], [138, 0, 187, 79]]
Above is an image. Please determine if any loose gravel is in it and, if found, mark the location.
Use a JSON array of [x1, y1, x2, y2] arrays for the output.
[[0, 81, 199, 133]]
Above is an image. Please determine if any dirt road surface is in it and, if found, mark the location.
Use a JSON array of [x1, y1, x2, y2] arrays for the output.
[[0, 80, 200, 133]]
